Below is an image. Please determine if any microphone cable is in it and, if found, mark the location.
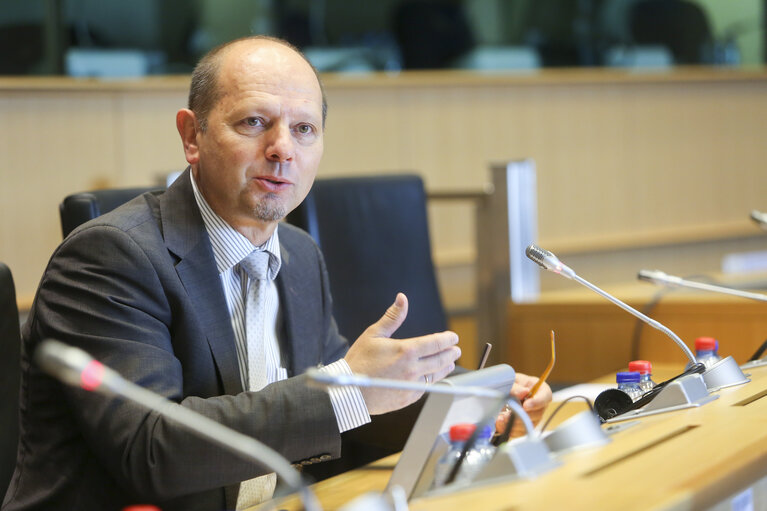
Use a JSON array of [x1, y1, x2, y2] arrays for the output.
[[748, 338, 767, 361], [537, 395, 596, 434]]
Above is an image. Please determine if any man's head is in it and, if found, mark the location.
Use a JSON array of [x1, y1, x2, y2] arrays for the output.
[[176, 36, 325, 245]]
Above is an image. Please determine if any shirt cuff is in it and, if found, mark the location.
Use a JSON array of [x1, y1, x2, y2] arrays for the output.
[[318, 360, 371, 432]]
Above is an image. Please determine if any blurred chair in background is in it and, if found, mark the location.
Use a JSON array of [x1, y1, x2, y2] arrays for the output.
[[287, 174, 448, 343], [59, 186, 163, 238], [393, 0, 475, 69], [629, 0, 713, 64], [0, 262, 21, 498], [0, 24, 45, 74], [287, 174, 447, 481]]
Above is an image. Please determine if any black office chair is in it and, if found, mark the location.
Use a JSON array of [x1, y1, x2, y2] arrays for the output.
[[393, 0, 475, 69], [0, 24, 45, 75], [288, 174, 447, 481], [288, 174, 448, 343], [629, 0, 713, 65], [0, 263, 21, 498], [59, 186, 163, 238]]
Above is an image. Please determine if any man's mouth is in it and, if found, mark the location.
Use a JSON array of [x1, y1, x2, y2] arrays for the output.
[[255, 176, 291, 191]]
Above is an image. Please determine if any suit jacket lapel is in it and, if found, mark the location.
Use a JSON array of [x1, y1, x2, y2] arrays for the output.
[[160, 168, 244, 396], [277, 228, 320, 375]]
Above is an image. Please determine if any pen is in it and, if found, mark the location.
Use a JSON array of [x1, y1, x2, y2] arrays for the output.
[[477, 343, 492, 370], [528, 330, 556, 399]]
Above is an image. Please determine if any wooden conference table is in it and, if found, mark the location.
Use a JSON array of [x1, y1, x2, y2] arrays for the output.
[[259, 364, 767, 511]]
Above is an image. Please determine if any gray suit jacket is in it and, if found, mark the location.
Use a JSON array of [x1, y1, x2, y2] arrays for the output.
[[3, 169, 350, 511]]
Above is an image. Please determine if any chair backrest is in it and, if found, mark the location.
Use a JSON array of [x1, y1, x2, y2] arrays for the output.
[[0, 263, 21, 498], [393, 0, 474, 69], [629, 0, 713, 65], [287, 174, 447, 342], [59, 186, 162, 238]]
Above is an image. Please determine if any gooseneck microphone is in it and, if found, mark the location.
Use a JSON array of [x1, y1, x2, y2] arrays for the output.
[[524, 244, 576, 279], [36, 339, 321, 511], [525, 245, 697, 365], [638, 269, 767, 302]]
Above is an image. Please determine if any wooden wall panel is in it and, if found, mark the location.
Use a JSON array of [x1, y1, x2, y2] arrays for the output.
[[0, 90, 120, 299], [2, 70, 767, 311], [116, 91, 188, 185]]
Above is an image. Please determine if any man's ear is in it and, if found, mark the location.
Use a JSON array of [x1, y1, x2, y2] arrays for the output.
[[176, 108, 201, 165]]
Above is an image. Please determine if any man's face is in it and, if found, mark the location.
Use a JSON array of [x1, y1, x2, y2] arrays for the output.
[[190, 41, 324, 236]]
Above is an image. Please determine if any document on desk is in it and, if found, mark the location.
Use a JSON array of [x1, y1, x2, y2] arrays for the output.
[[552, 383, 613, 403]]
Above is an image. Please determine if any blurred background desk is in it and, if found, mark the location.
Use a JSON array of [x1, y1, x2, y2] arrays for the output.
[[507, 280, 767, 384]]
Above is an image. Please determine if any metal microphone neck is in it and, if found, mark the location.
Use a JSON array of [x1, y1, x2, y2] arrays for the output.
[[637, 270, 682, 286], [638, 270, 767, 303], [525, 245, 697, 365], [307, 369, 538, 439], [307, 369, 504, 399], [751, 210, 767, 230]]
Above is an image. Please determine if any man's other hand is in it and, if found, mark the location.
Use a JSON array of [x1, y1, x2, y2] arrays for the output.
[[495, 373, 553, 438]]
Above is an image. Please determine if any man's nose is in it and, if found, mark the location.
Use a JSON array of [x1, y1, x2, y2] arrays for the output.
[[265, 123, 294, 163]]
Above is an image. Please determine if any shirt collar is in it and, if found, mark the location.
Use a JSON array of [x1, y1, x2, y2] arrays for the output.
[[190, 171, 281, 279]]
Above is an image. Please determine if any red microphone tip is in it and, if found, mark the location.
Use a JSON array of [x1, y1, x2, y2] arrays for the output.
[[81, 360, 105, 391]]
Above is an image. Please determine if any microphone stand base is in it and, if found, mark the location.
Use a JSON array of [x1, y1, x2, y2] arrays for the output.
[[703, 355, 750, 391], [542, 410, 611, 454], [474, 438, 561, 482]]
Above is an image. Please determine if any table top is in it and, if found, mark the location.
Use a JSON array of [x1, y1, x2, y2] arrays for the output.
[[261, 363, 767, 511]]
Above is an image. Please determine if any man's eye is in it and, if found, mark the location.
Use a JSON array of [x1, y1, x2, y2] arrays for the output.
[[296, 124, 313, 135], [245, 118, 263, 127]]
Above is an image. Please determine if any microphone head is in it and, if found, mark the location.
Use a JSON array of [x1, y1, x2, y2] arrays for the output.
[[525, 244, 552, 269], [637, 269, 667, 284], [35, 339, 93, 387], [750, 210, 767, 229], [637, 269, 687, 288], [525, 244, 576, 279]]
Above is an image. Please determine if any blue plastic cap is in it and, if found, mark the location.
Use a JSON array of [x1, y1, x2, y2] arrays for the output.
[[616, 371, 641, 383]]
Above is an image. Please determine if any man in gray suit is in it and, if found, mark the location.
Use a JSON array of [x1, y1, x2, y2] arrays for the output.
[[4, 36, 549, 511]]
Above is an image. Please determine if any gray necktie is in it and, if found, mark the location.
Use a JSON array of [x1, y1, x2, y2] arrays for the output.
[[236, 249, 276, 509], [240, 250, 270, 392]]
